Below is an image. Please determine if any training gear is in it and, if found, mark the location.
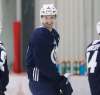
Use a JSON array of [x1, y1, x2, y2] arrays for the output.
[[40, 4, 57, 16], [26, 27, 73, 95], [86, 40, 100, 95]]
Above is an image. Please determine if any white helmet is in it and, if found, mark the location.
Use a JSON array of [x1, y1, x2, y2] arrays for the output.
[[96, 21, 100, 34], [40, 4, 57, 16]]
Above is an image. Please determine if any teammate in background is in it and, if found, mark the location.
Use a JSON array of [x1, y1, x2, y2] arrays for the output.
[[86, 21, 100, 95], [0, 22, 9, 95], [26, 4, 73, 95]]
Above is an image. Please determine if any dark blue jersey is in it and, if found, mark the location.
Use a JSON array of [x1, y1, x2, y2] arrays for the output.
[[0, 42, 9, 93], [26, 27, 73, 95], [86, 40, 100, 95]]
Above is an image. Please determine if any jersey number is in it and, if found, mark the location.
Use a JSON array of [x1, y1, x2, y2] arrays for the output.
[[87, 51, 98, 73]]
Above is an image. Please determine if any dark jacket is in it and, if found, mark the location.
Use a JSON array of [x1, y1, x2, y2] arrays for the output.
[[26, 27, 73, 95]]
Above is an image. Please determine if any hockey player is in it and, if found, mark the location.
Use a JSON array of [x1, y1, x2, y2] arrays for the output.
[[26, 4, 73, 95], [0, 23, 9, 95], [86, 21, 100, 95]]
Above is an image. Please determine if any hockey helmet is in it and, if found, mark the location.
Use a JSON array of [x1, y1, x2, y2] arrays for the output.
[[40, 4, 57, 16]]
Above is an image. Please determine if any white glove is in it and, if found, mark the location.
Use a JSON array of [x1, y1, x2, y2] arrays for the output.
[[64, 73, 73, 78]]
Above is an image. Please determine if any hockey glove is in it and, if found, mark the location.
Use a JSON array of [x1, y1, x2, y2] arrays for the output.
[[59, 76, 73, 95]]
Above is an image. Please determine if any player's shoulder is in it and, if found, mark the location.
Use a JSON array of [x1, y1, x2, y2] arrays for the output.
[[32, 26, 49, 37], [87, 40, 100, 51], [87, 40, 100, 47], [34, 26, 44, 32], [30, 26, 50, 44], [92, 40, 100, 45], [30, 27, 44, 40]]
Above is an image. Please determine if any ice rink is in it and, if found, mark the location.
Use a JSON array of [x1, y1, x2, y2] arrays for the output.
[[5, 73, 91, 95]]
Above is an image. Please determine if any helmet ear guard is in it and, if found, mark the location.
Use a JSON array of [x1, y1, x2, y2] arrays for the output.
[[40, 4, 57, 16], [96, 21, 100, 34]]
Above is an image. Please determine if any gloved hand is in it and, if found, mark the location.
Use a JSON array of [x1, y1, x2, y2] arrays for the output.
[[61, 81, 73, 95], [59, 76, 73, 95]]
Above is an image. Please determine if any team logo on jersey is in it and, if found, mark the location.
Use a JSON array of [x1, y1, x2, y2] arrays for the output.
[[51, 46, 58, 64], [51, 39, 58, 64]]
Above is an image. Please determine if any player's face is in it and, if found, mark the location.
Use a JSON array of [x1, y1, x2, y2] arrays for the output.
[[41, 15, 56, 30]]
